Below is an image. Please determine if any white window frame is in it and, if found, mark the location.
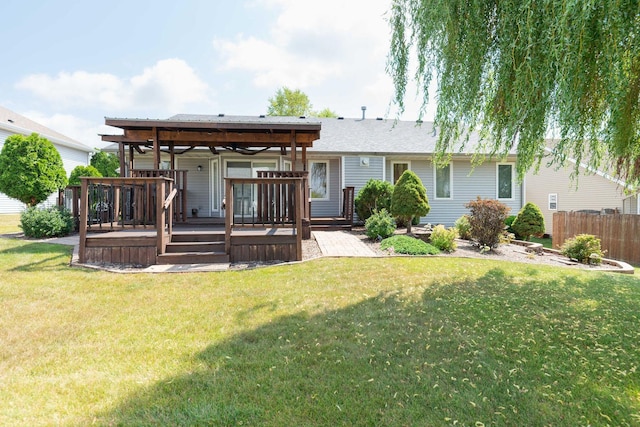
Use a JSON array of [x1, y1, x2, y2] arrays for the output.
[[309, 160, 330, 201], [391, 161, 411, 184], [548, 193, 558, 211], [210, 158, 220, 212], [434, 163, 453, 199], [496, 163, 515, 200]]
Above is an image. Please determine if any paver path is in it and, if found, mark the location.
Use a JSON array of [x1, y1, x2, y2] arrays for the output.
[[312, 230, 377, 257]]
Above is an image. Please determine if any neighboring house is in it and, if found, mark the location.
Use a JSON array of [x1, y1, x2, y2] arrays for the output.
[[0, 105, 93, 213], [622, 193, 639, 215], [525, 146, 630, 234], [108, 114, 524, 226]]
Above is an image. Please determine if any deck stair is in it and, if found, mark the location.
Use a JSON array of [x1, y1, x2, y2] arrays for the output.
[[157, 230, 229, 264], [311, 217, 353, 231]]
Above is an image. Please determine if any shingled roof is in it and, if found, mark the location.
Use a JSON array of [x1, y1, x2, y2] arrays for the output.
[[0, 105, 92, 152]]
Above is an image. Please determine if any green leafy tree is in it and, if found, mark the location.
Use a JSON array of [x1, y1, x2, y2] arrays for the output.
[[511, 202, 546, 241], [387, 1, 640, 187], [268, 87, 313, 117], [355, 179, 394, 222], [90, 150, 120, 177], [267, 87, 338, 117], [390, 170, 430, 233], [0, 133, 67, 207], [314, 108, 338, 118], [69, 165, 102, 186]]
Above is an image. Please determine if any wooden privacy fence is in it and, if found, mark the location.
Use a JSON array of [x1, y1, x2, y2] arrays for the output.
[[553, 212, 640, 266]]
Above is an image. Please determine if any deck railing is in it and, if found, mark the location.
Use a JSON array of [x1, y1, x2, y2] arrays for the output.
[[78, 177, 175, 263], [225, 176, 306, 260], [131, 169, 188, 222]]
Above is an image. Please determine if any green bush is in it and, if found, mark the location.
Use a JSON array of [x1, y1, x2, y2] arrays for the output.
[[560, 234, 605, 265], [20, 206, 74, 238], [69, 165, 102, 186], [429, 224, 458, 252], [454, 215, 472, 240], [355, 179, 394, 223], [511, 202, 546, 241], [380, 235, 440, 255], [390, 170, 430, 233], [504, 215, 519, 238], [465, 197, 510, 249], [364, 209, 396, 240]]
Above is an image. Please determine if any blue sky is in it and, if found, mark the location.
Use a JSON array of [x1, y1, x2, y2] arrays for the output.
[[1, 0, 431, 149]]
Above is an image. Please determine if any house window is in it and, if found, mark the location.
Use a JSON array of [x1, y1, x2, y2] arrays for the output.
[[310, 161, 329, 200], [392, 162, 409, 184], [435, 163, 452, 199], [497, 163, 514, 199], [548, 193, 558, 210]]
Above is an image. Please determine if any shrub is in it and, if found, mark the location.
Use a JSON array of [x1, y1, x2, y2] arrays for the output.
[[364, 209, 396, 240], [465, 197, 511, 249], [380, 235, 440, 255], [390, 170, 430, 233], [430, 224, 458, 252], [504, 215, 519, 238], [454, 215, 472, 240], [560, 234, 605, 265], [395, 215, 420, 228], [511, 202, 546, 241], [69, 165, 102, 186], [20, 206, 74, 238], [354, 179, 394, 222]]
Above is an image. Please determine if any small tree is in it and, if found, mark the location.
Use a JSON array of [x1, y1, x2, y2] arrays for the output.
[[511, 202, 546, 241], [465, 197, 511, 249], [69, 165, 102, 186], [90, 150, 120, 177], [355, 179, 394, 223], [390, 170, 430, 233], [0, 133, 67, 207]]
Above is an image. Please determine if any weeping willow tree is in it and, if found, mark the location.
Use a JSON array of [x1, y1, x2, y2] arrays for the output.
[[387, 0, 640, 187]]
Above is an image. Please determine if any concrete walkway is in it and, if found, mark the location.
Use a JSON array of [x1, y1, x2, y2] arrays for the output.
[[312, 230, 377, 257]]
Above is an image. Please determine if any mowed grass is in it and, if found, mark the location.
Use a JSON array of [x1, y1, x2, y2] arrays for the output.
[[0, 213, 21, 234], [1, 238, 640, 426]]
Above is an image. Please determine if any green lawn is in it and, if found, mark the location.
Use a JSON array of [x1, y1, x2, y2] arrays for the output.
[[0, 213, 21, 234], [1, 237, 640, 426]]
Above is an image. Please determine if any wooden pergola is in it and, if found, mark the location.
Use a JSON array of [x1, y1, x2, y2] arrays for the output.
[[101, 116, 321, 175]]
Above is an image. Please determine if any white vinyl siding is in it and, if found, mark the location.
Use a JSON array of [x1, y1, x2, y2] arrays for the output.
[[526, 162, 626, 233], [344, 156, 385, 220]]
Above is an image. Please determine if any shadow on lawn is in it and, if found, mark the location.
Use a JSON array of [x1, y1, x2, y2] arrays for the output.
[[96, 267, 640, 426], [0, 239, 74, 272]]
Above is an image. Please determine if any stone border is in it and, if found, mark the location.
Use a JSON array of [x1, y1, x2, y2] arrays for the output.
[[511, 239, 635, 274]]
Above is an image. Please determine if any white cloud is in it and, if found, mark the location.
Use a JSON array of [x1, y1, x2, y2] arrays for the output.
[[16, 59, 213, 114], [213, 0, 392, 92], [22, 111, 109, 149]]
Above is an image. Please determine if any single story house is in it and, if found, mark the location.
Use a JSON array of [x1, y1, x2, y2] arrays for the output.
[[104, 114, 524, 227], [0, 105, 93, 213]]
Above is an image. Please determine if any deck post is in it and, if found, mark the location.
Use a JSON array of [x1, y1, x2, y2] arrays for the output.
[[295, 178, 303, 261], [79, 178, 89, 263], [156, 178, 166, 255], [225, 178, 233, 256]]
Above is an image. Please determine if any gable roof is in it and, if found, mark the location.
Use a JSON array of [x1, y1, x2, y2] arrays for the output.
[[0, 105, 92, 153]]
